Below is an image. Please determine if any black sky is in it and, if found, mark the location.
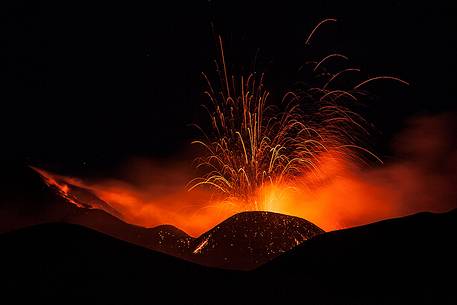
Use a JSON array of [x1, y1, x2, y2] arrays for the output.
[[1, 0, 456, 175]]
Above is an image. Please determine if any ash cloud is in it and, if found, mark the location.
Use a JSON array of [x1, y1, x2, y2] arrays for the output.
[[375, 113, 457, 213], [317, 113, 457, 229], [264, 113, 457, 231]]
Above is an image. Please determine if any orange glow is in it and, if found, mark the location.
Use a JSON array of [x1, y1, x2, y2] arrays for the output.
[[30, 19, 456, 235], [32, 114, 457, 236], [32, 154, 450, 236]]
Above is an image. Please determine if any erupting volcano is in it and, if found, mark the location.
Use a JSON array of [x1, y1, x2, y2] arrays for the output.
[[29, 20, 418, 239], [2, 2, 456, 303]]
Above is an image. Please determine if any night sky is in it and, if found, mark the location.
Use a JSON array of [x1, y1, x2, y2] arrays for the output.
[[1, 0, 456, 177]]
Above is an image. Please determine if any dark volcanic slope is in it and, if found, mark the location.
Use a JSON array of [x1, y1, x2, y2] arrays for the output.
[[0, 223, 236, 305], [0, 209, 455, 305], [63, 209, 194, 258], [189, 211, 324, 270], [0, 165, 194, 259], [257, 208, 457, 305]]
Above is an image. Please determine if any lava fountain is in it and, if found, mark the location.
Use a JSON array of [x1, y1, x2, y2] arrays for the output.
[[188, 20, 407, 212]]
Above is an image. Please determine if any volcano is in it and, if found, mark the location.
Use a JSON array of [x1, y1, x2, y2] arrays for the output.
[[1, 165, 324, 270], [36, 206, 325, 270], [2, 165, 455, 304], [0, 209, 455, 304]]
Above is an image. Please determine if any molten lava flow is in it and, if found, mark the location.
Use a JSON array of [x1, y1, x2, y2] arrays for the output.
[[33, 167, 86, 209]]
